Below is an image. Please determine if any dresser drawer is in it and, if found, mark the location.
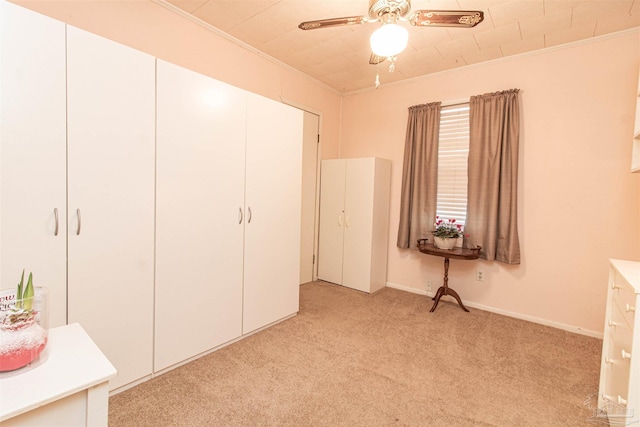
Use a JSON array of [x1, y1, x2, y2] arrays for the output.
[[612, 271, 638, 327], [609, 302, 634, 352], [604, 330, 632, 401]]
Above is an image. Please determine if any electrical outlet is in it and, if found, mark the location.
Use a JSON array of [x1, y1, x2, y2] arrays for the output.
[[426, 281, 433, 293], [476, 270, 484, 282]]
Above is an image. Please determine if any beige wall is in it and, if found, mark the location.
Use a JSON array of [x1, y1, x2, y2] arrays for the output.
[[340, 30, 640, 335], [14, 0, 342, 160]]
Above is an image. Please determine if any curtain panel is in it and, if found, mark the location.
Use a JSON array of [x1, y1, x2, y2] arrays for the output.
[[397, 102, 441, 249], [464, 89, 521, 264]]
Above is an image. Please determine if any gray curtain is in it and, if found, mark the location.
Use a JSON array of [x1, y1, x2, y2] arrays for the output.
[[464, 89, 521, 264], [397, 102, 441, 249]]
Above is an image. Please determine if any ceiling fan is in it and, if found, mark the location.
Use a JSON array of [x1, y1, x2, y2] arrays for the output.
[[298, 0, 484, 67]]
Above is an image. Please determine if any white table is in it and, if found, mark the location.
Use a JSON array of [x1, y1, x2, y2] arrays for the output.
[[0, 323, 116, 426]]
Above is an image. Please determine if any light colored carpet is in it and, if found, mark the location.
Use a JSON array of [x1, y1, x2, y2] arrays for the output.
[[109, 281, 603, 426]]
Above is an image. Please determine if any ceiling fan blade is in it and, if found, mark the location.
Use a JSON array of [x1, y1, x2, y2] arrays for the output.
[[298, 16, 369, 30], [409, 10, 484, 28], [369, 53, 386, 65]]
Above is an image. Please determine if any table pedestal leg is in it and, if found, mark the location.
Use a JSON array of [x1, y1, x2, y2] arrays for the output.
[[430, 257, 470, 313]]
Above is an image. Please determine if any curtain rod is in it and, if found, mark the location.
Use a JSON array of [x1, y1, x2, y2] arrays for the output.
[[442, 98, 470, 107]]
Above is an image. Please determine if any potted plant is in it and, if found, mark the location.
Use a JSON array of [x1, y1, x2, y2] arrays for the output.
[[432, 217, 465, 250], [0, 270, 49, 372]]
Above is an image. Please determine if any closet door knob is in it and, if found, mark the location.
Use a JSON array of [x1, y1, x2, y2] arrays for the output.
[[611, 282, 620, 290], [608, 320, 618, 327], [626, 304, 636, 313], [54, 208, 59, 236], [621, 349, 632, 360], [76, 208, 82, 235], [618, 395, 628, 406]]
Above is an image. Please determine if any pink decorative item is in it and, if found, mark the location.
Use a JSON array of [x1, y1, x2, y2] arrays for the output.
[[0, 276, 49, 372]]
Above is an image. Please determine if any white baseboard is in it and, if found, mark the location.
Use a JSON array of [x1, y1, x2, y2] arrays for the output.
[[385, 282, 603, 339]]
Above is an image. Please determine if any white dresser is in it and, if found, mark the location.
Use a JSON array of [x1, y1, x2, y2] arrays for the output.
[[0, 323, 116, 426], [598, 259, 640, 422]]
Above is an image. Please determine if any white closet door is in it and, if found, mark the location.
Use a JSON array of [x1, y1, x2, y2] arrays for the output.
[[342, 158, 376, 293], [155, 60, 245, 371], [317, 159, 346, 285], [66, 27, 155, 390], [244, 94, 303, 334], [0, 2, 67, 327]]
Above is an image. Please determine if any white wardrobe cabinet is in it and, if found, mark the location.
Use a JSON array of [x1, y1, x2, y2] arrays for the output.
[[243, 93, 303, 335], [65, 27, 155, 391], [155, 60, 303, 370], [155, 60, 245, 372], [318, 158, 391, 293], [2, 2, 302, 391], [1, 9, 155, 391], [65, 26, 156, 391], [0, 1, 67, 328]]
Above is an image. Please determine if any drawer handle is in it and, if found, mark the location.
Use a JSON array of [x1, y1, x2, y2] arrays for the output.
[[618, 395, 628, 406], [621, 349, 632, 360], [608, 320, 618, 327], [626, 304, 636, 313]]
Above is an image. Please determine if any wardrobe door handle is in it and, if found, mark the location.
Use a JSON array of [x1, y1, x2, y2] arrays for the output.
[[76, 208, 82, 235], [239, 207, 243, 224], [54, 208, 59, 236], [338, 214, 343, 227], [248, 207, 252, 224]]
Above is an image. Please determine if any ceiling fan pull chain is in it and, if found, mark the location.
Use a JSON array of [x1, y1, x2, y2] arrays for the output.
[[388, 56, 396, 73]]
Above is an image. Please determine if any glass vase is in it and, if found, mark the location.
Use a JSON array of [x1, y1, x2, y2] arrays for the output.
[[0, 287, 49, 372]]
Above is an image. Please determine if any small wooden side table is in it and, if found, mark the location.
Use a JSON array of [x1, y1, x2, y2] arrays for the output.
[[417, 239, 481, 313]]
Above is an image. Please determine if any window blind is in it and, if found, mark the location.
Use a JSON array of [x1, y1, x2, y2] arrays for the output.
[[436, 103, 470, 226]]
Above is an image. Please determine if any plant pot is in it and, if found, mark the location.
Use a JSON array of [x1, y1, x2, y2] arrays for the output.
[[433, 236, 457, 250], [0, 287, 49, 372]]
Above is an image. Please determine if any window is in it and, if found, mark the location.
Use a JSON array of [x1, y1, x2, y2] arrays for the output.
[[436, 103, 470, 227]]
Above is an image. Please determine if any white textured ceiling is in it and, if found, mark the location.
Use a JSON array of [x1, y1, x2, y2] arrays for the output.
[[159, 0, 640, 93]]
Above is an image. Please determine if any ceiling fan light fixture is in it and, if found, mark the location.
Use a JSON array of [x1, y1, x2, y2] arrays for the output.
[[369, 23, 408, 57]]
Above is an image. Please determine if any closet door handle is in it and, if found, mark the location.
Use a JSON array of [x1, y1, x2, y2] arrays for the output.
[[345, 215, 350, 228], [248, 207, 252, 224], [239, 207, 243, 224], [76, 208, 82, 235], [338, 214, 343, 227], [54, 208, 59, 236]]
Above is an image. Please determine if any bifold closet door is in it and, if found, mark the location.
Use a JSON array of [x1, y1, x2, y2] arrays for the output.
[[155, 60, 245, 371], [0, 2, 68, 328], [243, 93, 303, 335], [66, 27, 155, 390], [317, 159, 347, 285]]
